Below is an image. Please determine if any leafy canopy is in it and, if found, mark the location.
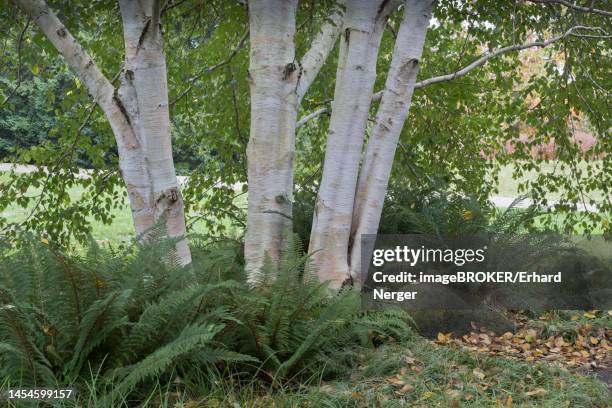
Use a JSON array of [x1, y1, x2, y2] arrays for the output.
[[0, 0, 609, 242]]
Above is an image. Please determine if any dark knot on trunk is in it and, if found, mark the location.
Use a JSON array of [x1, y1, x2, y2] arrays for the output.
[[282, 62, 297, 80]]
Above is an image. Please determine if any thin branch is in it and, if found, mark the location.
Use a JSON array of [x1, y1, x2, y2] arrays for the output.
[[567, 32, 612, 38], [526, 0, 612, 18], [373, 25, 605, 98], [297, 0, 316, 32], [228, 65, 245, 144], [161, 0, 187, 15], [1, 18, 31, 107], [453, 15, 475, 76], [20, 101, 98, 228], [296, 107, 329, 129], [170, 29, 248, 106], [261, 210, 293, 220]]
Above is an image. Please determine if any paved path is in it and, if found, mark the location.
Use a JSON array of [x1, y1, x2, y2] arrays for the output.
[[0, 163, 93, 178], [489, 195, 599, 213], [0, 163, 190, 183]]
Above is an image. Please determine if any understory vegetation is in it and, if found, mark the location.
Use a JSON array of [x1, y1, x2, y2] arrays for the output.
[[1, 226, 610, 407], [0, 231, 413, 406]]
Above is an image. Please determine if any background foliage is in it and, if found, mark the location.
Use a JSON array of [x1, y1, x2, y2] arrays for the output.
[[0, 0, 610, 243]]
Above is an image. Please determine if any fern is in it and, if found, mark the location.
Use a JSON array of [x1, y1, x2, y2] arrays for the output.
[[65, 289, 131, 377], [109, 323, 254, 399], [0, 293, 56, 386], [0, 233, 246, 396], [0, 231, 414, 401], [222, 236, 414, 381]]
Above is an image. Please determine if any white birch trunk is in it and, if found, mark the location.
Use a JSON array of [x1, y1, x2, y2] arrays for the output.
[[308, 0, 395, 288], [245, 0, 300, 280], [245, 1, 344, 280], [15, 0, 191, 264], [118, 0, 191, 264], [349, 0, 434, 279]]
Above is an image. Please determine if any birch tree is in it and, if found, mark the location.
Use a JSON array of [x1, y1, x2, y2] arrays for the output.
[[349, 0, 434, 279], [12, 0, 191, 264], [3, 0, 609, 283], [299, 0, 610, 287]]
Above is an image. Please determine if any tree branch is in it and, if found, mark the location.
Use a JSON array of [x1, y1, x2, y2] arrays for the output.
[[526, 0, 612, 18], [13, 0, 137, 147], [296, 1, 345, 101], [170, 28, 248, 105], [407, 25, 606, 91], [1, 17, 30, 107], [228, 65, 245, 144], [13, 0, 113, 105], [161, 0, 187, 15], [296, 107, 329, 129]]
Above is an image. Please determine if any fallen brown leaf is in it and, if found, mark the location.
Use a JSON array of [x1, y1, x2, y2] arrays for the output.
[[473, 368, 486, 380], [525, 388, 547, 398], [387, 376, 405, 386]]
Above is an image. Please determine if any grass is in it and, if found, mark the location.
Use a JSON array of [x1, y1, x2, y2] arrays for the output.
[[2, 336, 608, 407], [299, 339, 609, 408], [526, 310, 612, 340], [494, 160, 606, 203], [0, 176, 135, 242]]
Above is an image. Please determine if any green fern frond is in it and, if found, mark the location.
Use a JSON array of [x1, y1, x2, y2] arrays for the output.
[[66, 289, 131, 377], [0, 301, 56, 386], [110, 323, 225, 398]]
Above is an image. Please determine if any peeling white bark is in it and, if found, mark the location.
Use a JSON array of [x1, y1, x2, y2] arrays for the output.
[[349, 0, 435, 280], [15, 0, 191, 264], [118, 0, 191, 264], [308, 0, 396, 288], [245, 0, 300, 280], [245, 1, 345, 280]]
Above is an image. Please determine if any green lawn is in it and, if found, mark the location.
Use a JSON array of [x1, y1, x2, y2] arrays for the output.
[[494, 160, 606, 203]]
